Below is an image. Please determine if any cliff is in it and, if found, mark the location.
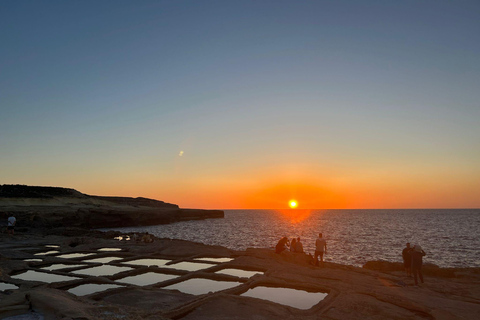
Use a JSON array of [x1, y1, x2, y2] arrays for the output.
[[0, 184, 223, 228]]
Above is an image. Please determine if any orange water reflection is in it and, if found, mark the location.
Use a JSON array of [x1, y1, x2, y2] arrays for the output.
[[279, 209, 312, 223]]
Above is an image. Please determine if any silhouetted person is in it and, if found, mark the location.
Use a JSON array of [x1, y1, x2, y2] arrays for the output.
[[402, 243, 413, 277], [315, 233, 327, 266], [295, 237, 304, 253], [275, 237, 289, 254], [290, 238, 297, 252], [411, 244, 426, 286], [7, 215, 16, 235]]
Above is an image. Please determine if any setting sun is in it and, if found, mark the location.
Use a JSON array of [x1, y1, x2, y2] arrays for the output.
[[289, 200, 298, 208]]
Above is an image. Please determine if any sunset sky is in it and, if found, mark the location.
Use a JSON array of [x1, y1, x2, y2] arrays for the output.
[[1, 1, 479, 209]]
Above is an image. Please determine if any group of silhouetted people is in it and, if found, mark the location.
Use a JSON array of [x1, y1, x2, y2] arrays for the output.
[[402, 242, 426, 286], [275, 233, 327, 267]]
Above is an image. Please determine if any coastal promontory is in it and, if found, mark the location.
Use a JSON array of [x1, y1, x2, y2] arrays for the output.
[[0, 185, 224, 229]]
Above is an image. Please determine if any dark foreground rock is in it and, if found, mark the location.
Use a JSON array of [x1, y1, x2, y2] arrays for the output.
[[0, 185, 224, 229], [1, 228, 479, 320]]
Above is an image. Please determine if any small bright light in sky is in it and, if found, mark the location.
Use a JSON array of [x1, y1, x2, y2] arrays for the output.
[[289, 200, 298, 209], [179, 151, 184, 157]]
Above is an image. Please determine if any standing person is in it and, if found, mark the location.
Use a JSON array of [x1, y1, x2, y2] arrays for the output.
[[402, 243, 413, 277], [7, 215, 16, 235], [411, 244, 426, 286], [275, 237, 290, 254], [290, 238, 297, 252], [314, 233, 327, 266], [295, 237, 304, 253]]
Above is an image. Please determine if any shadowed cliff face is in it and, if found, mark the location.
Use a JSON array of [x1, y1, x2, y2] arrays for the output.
[[0, 184, 223, 229]]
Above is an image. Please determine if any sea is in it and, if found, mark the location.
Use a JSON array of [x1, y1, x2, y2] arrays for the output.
[[102, 209, 480, 268]]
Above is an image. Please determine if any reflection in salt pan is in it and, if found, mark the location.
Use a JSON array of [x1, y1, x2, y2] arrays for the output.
[[215, 268, 262, 278], [195, 257, 233, 263], [68, 283, 123, 296], [84, 257, 123, 264], [0, 282, 18, 291], [34, 251, 59, 256], [241, 286, 327, 310], [117, 272, 178, 286], [122, 259, 170, 267], [163, 278, 241, 295], [166, 262, 212, 272], [40, 264, 86, 271], [73, 265, 133, 277], [57, 253, 96, 259], [11, 270, 80, 283]]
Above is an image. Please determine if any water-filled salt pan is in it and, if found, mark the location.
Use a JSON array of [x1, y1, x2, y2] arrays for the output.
[[166, 262, 212, 272], [195, 257, 233, 263], [73, 265, 133, 277], [45, 245, 60, 248], [0, 282, 18, 291], [68, 283, 123, 296], [11, 270, 80, 283], [163, 278, 241, 295], [57, 253, 96, 259], [40, 264, 86, 271], [116, 272, 178, 286], [215, 268, 262, 278], [24, 259, 43, 262], [83, 257, 123, 264], [34, 251, 59, 256], [97, 248, 122, 252], [122, 258, 170, 267], [241, 286, 327, 309]]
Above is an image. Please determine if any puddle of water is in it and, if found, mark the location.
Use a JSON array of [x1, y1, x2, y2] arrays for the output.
[[24, 259, 43, 262], [195, 257, 233, 263], [45, 245, 60, 248], [0, 282, 19, 291], [122, 258, 170, 267], [11, 270, 81, 283], [166, 262, 213, 272], [73, 265, 133, 277], [163, 278, 241, 295], [97, 248, 122, 252], [34, 251, 59, 256], [83, 257, 123, 264], [116, 272, 179, 286], [215, 268, 263, 278], [241, 286, 328, 310], [40, 264, 86, 271], [56, 253, 96, 259], [67, 283, 123, 296]]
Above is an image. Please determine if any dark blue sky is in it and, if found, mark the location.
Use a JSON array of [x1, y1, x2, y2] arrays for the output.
[[1, 1, 479, 208]]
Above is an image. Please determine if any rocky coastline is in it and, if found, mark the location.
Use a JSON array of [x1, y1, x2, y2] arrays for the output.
[[1, 185, 479, 319]]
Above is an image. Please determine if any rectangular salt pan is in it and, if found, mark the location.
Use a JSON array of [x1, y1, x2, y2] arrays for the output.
[[97, 248, 122, 252], [0, 282, 18, 291], [84, 257, 124, 264], [241, 286, 328, 310], [215, 268, 263, 278], [57, 253, 96, 259], [122, 259, 170, 267], [117, 272, 178, 286], [195, 257, 233, 263], [73, 265, 133, 277], [166, 262, 213, 272], [68, 283, 123, 296], [11, 270, 81, 283], [40, 264, 86, 271], [163, 278, 241, 295]]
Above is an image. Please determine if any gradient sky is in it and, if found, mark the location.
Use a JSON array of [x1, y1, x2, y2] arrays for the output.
[[1, 1, 479, 209]]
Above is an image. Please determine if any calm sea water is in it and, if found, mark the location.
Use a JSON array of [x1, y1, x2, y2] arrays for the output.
[[104, 209, 480, 268]]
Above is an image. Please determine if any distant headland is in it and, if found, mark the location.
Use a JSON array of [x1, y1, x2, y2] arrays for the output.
[[0, 184, 224, 229]]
